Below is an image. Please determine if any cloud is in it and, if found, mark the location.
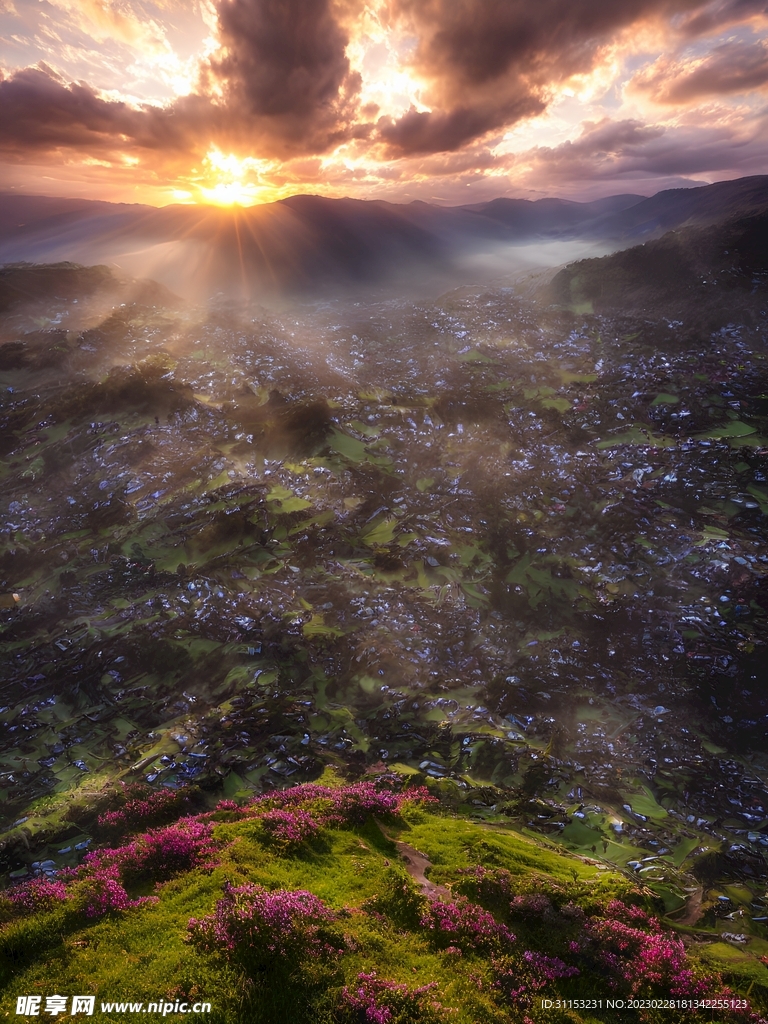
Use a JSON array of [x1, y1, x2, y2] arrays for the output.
[[46, 0, 171, 55], [0, 65, 141, 156], [517, 113, 768, 190], [206, 0, 367, 154], [675, 0, 768, 38], [377, 97, 544, 155], [0, 64, 205, 159], [631, 39, 768, 102], [0, 0, 371, 165], [1, 0, 767, 204], [0, 0, 370, 167], [377, 0, 711, 155]]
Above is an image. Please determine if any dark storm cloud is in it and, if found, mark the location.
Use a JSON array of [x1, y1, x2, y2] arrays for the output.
[[208, 0, 365, 153], [633, 40, 768, 102], [0, 65, 138, 154], [379, 0, 707, 156], [377, 96, 544, 156]]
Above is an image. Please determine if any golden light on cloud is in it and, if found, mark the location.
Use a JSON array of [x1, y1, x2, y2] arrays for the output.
[[47, 0, 170, 55], [1, 0, 767, 206], [346, 18, 430, 121]]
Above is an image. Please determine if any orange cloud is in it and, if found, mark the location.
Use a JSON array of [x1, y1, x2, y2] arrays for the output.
[[0, 0, 767, 204], [631, 40, 768, 103]]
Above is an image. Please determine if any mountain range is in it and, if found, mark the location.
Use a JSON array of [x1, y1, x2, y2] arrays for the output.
[[1, 175, 767, 299]]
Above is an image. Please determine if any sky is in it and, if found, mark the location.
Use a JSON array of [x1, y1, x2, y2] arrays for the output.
[[0, 0, 767, 207]]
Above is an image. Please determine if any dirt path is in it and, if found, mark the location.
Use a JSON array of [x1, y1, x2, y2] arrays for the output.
[[375, 820, 450, 898], [675, 886, 704, 926]]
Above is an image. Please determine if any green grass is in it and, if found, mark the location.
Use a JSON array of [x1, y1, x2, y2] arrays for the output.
[[2, 796, 766, 1023], [0, 805, 603, 1021], [698, 941, 768, 991]]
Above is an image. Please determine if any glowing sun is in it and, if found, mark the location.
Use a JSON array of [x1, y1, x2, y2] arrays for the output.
[[197, 148, 278, 207]]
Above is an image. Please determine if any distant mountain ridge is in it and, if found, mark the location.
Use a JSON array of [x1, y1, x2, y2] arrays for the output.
[[1, 176, 767, 299]]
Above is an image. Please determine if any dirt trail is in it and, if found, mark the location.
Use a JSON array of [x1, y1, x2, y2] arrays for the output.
[[675, 886, 704, 926], [375, 820, 450, 898]]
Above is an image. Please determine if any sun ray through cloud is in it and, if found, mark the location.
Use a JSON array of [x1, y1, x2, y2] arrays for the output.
[[0, 0, 766, 202]]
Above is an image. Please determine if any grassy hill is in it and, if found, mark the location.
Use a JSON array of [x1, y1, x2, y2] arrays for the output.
[[2, 770, 768, 1023]]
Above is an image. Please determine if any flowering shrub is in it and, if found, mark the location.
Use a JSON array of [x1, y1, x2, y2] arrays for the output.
[[453, 865, 513, 906], [493, 950, 579, 1006], [583, 901, 709, 999], [603, 899, 658, 928], [188, 883, 342, 974], [340, 972, 445, 1024], [454, 867, 595, 929], [332, 781, 431, 825], [54, 817, 218, 920], [589, 915, 706, 996], [559, 901, 586, 924], [523, 950, 579, 980], [97, 786, 191, 837], [215, 800, 240, 812], [124, 819, 218, 880], [248, 779, 436, 829], [509, 893, 555, 921], [72, 876, 157, 919], [420, 896, 515, 954], [260, 808, 320, 850], [84, 818, 218, 884], [4, 878, 69, 915]]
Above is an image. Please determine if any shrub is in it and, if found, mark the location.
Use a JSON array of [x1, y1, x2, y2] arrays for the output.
[[259, 809, 320, 850], [453, 866, 513, 907], [70, 875, 156, 919], [493, 950, 579, 1006], [250, 779, 436, 829], [3, 878, 69, 916], [97, 786, 193, 837], [123, 819, 218, 881], [509, 893, 555, 921], [420, 896, 515, 954], [84, 818, 218, 884], [584, 901, 709, 998], [188, 883, 342, 976], [362, 870, 426, 930], [589, 917, 704, 996], [340, 972, 446, 1024]]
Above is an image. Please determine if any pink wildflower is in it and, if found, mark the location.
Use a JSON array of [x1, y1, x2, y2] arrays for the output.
[[5, 878, 68, 914], [341, 972, 443, 1024], [75, 876, 156, 919], [260, 808, 319, 849], [420, 896, 515, 953], [97, 786, 190, 836], [84, 818, 218, 884], [189, 883, 341, 973]]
